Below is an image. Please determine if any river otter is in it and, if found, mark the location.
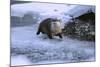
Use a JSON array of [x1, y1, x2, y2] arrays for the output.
[[36, 18, 63, 39]]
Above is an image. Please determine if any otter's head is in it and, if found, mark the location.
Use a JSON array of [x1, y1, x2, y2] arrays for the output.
[[51, 19, 61, 27], [50, 19, 62, 34]]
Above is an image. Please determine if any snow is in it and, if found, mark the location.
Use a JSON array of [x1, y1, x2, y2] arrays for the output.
[[11, 55, 32, 66], [65, 5, 95, 17], [11, 2, 95, 19], [11, 3, 76, 15], [11, 2, 95, 66], [11, 24, 95, 66]]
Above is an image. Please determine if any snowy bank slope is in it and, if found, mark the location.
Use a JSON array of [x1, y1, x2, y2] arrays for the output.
[[11, 3, 72, 17], [11, 24, 95, 66], [11, 3, 95, 24], [11, 3, 95, 18]]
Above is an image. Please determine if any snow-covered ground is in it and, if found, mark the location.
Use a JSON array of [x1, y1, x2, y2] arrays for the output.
[[11, 24, 95, 66], [11, 2, 95, 66]]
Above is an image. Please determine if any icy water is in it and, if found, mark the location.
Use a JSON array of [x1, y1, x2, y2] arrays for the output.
[[11, 24, 95, 66]]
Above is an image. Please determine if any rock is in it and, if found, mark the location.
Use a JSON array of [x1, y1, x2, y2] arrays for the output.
[[63, 12, 95, 41]]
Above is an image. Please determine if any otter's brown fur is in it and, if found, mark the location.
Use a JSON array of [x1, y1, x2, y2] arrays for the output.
[[36, 18, 63, 39]]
